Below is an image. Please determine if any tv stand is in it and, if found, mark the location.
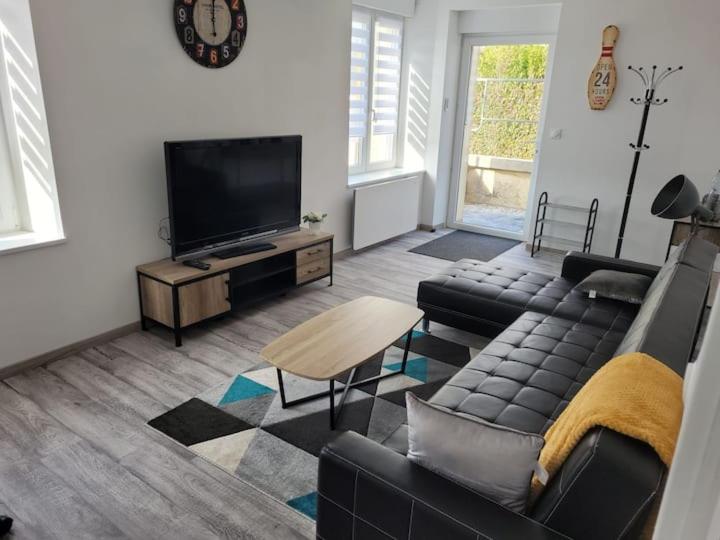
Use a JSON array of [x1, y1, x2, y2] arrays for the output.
[[136, 230, 333, 346], [213, 242, 276, 259]]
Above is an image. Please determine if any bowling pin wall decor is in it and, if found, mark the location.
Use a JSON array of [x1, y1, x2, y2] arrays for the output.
[[587, 25, 619, 110]]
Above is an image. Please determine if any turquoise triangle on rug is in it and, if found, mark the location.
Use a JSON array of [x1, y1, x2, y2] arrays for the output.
[[287, 492, 318, 520], [219, 375, 275, 406], [385, 357, 428, 382]]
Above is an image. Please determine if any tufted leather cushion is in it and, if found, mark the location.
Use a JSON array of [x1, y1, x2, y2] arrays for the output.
[[429, 312, 625, 435], [418, 260, 637, 333]]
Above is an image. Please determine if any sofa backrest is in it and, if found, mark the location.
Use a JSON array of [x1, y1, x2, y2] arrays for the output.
[[613, 235, 717, 376], [530, 235, 716, 539]]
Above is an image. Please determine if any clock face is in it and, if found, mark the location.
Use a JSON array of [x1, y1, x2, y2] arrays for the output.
[[174, 0, 247, 69]]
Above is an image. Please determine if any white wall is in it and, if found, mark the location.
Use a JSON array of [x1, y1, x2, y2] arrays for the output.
[[0, 0, 351, 369], [354, 0, 416, 18], [399, 0, 438, 223], [535, 0, 720, 263], [458, 5, 561, 35], [0, 94, 17, 232]]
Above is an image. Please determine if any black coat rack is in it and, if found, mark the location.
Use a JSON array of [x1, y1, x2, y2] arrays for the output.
[[614, 64, 683, 258]]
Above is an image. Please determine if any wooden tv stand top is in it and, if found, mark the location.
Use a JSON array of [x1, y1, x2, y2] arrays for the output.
[[137, 229, 334, 286]]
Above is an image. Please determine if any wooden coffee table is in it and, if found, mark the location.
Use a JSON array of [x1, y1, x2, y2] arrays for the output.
[[260, 296, 424, 429]]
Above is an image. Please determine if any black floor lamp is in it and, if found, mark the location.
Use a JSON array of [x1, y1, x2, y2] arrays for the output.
[[615, 65, 683, 258], [651, 174, 713, 229]]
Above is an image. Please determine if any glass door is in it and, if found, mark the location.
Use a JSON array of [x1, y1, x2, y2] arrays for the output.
[[448, 37, 552, 240]]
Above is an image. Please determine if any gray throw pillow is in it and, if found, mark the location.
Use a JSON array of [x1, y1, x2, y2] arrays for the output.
[[405, 392, 544, 513], [576, 269, 653, 304]]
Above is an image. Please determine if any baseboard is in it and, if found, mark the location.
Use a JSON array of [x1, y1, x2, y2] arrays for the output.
[[333, 246, 353, 261], [0, 322, 141, 380], [350, 232, 415, 254], [418, 223, 445, 232]]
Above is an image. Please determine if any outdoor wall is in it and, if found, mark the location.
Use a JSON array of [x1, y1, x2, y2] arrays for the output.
[[0, 0, 352, 370], [464, 157, 532, 209]]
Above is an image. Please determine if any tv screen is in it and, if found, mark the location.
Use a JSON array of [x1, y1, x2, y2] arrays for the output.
[[165, 136, 302, 259]]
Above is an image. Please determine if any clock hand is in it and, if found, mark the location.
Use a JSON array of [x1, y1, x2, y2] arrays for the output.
[[211, 0, 217, 37]]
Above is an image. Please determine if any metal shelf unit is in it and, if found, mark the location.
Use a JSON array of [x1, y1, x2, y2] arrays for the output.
[[531, 192, 599, 257]]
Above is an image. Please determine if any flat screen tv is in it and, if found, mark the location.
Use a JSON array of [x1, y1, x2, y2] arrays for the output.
[[164, 135, 302, 260]]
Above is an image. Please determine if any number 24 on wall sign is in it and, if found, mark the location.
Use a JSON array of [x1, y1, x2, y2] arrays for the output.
[[587, 25, 619, 110]]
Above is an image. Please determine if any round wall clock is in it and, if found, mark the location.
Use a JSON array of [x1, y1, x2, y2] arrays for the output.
[[174, 0, 247, 69]]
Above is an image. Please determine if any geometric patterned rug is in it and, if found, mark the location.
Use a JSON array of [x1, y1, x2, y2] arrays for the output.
[[148, 329, 486, 522]]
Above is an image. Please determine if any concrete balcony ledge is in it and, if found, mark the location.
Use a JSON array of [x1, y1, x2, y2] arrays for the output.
[[467, 155, 533, 173]]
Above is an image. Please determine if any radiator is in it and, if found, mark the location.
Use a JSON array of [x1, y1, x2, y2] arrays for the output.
[[352, 174, 422, 250]]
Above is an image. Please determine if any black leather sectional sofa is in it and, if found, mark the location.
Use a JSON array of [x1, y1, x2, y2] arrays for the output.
[[317, 236, 716, 540]]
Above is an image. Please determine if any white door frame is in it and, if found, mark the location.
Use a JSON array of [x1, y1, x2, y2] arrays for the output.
[[447, 33, 557, 241]]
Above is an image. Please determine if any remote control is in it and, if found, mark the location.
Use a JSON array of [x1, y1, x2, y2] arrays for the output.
[[183, 259, 211, 271]]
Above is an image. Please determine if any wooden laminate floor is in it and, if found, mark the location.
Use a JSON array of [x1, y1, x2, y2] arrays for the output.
[[0, 230, 561, 540]]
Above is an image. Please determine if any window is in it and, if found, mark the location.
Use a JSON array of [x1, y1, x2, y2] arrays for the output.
[[0, 2, 64, 253], [349, 9, 403, 174]]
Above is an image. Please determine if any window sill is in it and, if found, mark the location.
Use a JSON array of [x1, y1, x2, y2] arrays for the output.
[[0, 231, 67, 256], [347, 167, 425, 189]]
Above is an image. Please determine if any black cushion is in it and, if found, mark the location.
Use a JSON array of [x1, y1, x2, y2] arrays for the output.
[[575, 269, 652, 304]]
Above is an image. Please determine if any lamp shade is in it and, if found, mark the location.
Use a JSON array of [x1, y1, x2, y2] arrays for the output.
[[651, 174, 701, 219]]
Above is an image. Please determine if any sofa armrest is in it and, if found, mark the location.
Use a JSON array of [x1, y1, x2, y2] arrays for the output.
[[317, 432, 569, 540], [530, 427, 665, 540], [561, 252, 661, 282]]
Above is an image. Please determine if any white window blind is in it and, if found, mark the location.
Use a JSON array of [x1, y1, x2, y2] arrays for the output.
[[371, 16, 401, 137], [348, 10, 371, 171], [348, 9, 403, 174], [349, 11, 371, 140]]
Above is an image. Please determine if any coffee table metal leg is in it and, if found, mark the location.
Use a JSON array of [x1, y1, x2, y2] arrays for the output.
[[331, 367, 357, 430], [276, 369, 348, 408], [400, 329, 413, 374], [276, 369, 288, 408]]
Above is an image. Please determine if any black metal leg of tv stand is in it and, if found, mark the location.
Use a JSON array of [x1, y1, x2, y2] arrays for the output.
[[329, 239, 334, 287], [172, 286, 183, 347], [136, 272, 149, 332]]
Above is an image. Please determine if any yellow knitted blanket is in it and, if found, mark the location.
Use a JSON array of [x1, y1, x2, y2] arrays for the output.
[[532, 352, 683, 496]]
